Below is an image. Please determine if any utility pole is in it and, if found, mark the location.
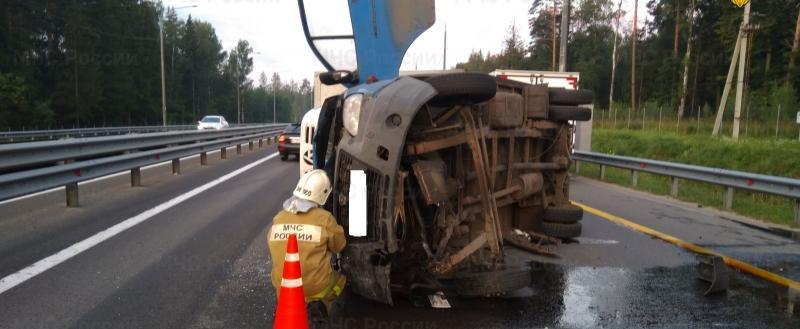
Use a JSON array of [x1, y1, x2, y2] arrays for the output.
[[160, 21, 166, 126], [609, 0, 622, 123], [631, 0, 638, 113], [235, 65, 241, 124], [558, 0, 570, 72], [712, 29, 742, 136], [732, 2, 750, 141], [273, 77, 277, 123], [156, 4, 196, 126], [552, 0, 558, 71], [673, 0, 680, 59]]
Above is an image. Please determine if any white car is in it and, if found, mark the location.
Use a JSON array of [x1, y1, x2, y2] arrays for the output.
[[197, 115, 229, 130]]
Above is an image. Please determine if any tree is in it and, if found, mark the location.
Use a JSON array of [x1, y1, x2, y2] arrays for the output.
[[788, 7, 800, 84], [226, 39, 253, 123]]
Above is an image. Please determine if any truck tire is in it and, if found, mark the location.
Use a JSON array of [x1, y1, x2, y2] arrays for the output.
[[450, 266, 532, 297], [541, 221, 582, 239], [425, 73, 497, 107], [542, 204, 584, 224], [549, 88, 594, 105], [549, 105, 592, 122]]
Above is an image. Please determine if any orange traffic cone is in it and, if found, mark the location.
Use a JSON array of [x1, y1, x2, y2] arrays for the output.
[[274, 234, 309, 329]]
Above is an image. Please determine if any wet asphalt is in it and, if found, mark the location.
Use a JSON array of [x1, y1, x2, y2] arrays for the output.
[[0, 147, 798, 329]]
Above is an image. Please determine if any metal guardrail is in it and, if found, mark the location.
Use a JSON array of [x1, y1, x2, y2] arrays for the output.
[[0, 124, 264, 142], [0, 125, 285, 171], [572, 151, 800, 225], [0, 124, 287, 206]]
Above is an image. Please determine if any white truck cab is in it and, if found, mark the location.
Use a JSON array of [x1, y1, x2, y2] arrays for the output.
[[299, 108, 321, 175]]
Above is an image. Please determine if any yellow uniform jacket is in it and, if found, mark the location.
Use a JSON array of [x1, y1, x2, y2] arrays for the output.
[[268, 207, 346, 297]]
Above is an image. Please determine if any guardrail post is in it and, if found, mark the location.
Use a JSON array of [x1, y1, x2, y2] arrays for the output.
[[200, 152, 208, 166], [248, 141, 254, 151], [670, 177, 679, 197], [236, 144, 242, 155], [259, 139, 263, 148], [172, 159, 181, 175], [268, 137, 273, 145], [66, 183, 79, 207], [724, 187, 734, 209], [794, 199, 800, 227], [221, 147, 227, 159], [600, 165, 606, 180], [131, 168, 141, 187], [575, 161, 581, 174], [631, 170, 638, 187]]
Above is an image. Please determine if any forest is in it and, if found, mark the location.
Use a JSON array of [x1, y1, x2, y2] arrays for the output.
[[3, 1, 798, 131], [458, 0, 800, 125], [0, 0, 311, 130]]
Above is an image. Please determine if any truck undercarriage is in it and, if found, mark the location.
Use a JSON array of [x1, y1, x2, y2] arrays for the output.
[[323, 73, 593, 304]]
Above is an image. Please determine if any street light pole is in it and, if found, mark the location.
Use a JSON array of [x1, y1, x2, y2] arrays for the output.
[[273, 78, 276, 123], [159, 22, 166, 126], [157, 5, 196, 126]]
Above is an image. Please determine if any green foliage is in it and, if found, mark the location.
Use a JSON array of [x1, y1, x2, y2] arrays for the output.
[[583, 128, 800, 226], [0, 0, 311, 129], [592, 128, 800, 178], [0, 73, 54, 128], [455, 0, 800, 117]]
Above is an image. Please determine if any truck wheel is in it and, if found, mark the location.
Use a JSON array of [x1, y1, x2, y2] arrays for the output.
[[280, 154, 288, 161], [549, 105, 592, 122], [541, 221, 582, 239], [425, 73, 497, 107], [542, 204, 583, 224], [450, 266, 532, 297], [549, 88, 594, 105]]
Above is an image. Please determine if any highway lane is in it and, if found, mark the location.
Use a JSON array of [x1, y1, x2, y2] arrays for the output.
[[0, 145, 298, 328], [0, 149, 799, 328]]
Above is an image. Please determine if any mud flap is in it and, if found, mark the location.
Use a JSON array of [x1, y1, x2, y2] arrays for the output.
[[341, 243, 393, 305], [697, 255, 728, 296]]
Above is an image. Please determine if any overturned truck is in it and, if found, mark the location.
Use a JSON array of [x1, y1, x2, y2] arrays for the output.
[[314, 72, 593, 303], [298, 0, 593, 304]]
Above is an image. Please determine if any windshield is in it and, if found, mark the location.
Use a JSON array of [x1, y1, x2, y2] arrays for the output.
[[299, 0, 357, 72], [201, 117, 220, 123]]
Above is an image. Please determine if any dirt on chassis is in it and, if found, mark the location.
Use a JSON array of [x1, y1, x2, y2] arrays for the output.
[[316, 72, 593, 305]]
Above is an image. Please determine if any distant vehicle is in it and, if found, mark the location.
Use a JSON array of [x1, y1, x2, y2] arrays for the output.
[[278, 123, 301, 161], [197, 115, 229, 130], [300, 108, 321, 174]]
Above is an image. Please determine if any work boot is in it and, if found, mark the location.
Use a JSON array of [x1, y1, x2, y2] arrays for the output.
[[307, 300, 328, 320]]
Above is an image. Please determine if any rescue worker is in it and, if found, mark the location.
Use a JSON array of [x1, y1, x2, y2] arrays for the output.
[[268, 169, 346, 317]]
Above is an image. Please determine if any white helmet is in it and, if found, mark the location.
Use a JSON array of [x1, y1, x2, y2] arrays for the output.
[[293, 169, 332, 205]]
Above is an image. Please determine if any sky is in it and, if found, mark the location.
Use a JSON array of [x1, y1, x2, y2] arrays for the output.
[[163, 0, 649, 84]]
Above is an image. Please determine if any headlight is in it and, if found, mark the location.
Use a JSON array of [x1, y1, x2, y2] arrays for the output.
[[343, 94, 363, 136]]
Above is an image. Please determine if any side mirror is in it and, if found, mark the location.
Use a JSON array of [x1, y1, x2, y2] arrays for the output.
[[319, 70, 357, 86]]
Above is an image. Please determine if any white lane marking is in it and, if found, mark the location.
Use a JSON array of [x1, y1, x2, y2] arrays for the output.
[[0, 147, 238, 206], [0, 152, 279, 295]]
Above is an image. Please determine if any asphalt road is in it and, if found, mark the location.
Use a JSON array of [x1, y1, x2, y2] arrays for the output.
[[0, 146, 798, 329]]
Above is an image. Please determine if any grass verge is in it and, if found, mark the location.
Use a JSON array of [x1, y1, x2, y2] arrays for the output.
[[576, 129, 799, 228]]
